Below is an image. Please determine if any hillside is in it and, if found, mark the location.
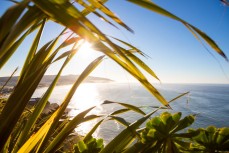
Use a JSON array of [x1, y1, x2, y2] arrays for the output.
[[0, 75, 113, 87]]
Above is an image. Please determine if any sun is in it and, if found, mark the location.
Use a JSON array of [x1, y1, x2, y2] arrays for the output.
[[77, 41, 95, 59], [76, 40, 104, 61], [61, 39, 105, 78], [79, 41, 92, 51]]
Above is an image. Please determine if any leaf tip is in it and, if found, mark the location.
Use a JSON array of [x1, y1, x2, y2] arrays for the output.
[[165, 104, 172, 110]]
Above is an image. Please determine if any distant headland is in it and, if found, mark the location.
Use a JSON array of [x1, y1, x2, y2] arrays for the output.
[[0, 75, 113, 88]]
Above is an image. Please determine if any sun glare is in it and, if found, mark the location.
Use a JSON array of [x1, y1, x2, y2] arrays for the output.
[[69, 84, 101, 113], [77, 41, 95, 59]]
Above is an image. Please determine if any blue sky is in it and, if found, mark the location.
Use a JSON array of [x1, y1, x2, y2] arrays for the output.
[[0, 0, 229, 84]]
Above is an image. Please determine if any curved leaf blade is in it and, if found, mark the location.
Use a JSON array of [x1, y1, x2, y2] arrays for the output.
[[127, 0, 228, 61], [104, 100, 146, 115], [100, 108, 159, 153]]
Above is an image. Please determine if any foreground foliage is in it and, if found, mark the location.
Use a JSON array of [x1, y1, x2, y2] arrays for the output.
[[74, 112, 229, 153], [0, 0, 228, 153], [74, 138, 104, 153], [189, 126, 229, 152]]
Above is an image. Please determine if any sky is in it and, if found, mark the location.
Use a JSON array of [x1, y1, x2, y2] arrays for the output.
[[0, 0, 229, 84]]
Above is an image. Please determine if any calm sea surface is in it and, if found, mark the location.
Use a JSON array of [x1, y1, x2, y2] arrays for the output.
[[33, 83, 229, 144]]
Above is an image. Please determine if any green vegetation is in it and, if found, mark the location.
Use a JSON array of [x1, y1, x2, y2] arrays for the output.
[[74, 112, 229, 153], [74, 138, 104, 153], [0, 0, 228, 153]]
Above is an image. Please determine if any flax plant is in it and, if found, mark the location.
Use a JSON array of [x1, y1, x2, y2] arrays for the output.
[[0, 0, 227, 152]]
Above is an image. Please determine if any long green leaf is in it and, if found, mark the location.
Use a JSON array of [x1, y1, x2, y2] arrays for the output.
[[186, 23, 228, 60], [127, 0, 181, 21], [86, 0, 133, 32], [109, 115, 130, 127], [53, 48, 79, 63], [112, 43, 160, 81], [52, 37, 82, 63], [169, 92, 190, 103], [0, 63, 48, 149], [18, 40, 53, 84], [76, 0, 118, 29], [44, 107, 95, 152], [104, 100, 146, 115], [83, 119, 104, 143], [25, 55, 105, 152], [20, 28, 66, 84], [0, 5, 44, 60], [32, 0, 170, 107], [0, 0, 29, 43], [0, 67, 18, 93], [125, 51, 160, 81], [110, 108, 131, 115], [41, 56, 105, 152], [0, 27, 67, 149], [84, 105, 144, 143], [2, 135, 11, 153], [20, 18, 46, 76], [101, 32, 170, 107], [13, 43, 79, 152], [61, 37, 81, 48], [127, 0, 228, 61], [94, 38, 169, 107], [109, 36, 146, 56], [101, 91, 189, 153], [80, 0, 108, 16], [100, 108, 159, 153], [121, 142, 147, 153], [172, 115, 195, 134], [32, 0, 98, 42], [18, 111, 56, 153], [0, 21, 41, 69]]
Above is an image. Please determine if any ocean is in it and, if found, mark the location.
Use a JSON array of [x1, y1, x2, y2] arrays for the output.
[[33, 83, 229, 144]]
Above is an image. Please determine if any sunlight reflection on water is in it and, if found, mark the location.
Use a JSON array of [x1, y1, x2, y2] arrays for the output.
[[67, 84, 104, 137], [33, 83, 105, 138], [34, 83, 103, 110], [33, 83, 229, 144], [68, 83, 101, 113]]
